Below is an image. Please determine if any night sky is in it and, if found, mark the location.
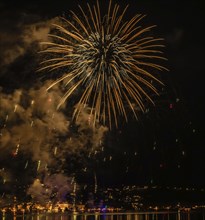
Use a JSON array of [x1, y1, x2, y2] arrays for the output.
[[0, 0, 205, 201]]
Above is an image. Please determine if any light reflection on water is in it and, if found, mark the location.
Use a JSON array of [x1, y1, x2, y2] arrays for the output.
[[1, 212, 205, 220]]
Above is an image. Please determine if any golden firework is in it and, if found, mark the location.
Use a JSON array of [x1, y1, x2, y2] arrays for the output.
[[39, 0, 168, 128]]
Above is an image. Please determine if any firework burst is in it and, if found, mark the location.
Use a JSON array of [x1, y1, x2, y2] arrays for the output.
[[39, 0, 168, 128]]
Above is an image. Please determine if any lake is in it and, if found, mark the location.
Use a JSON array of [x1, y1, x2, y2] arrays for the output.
[[1, 211, 205, 220]]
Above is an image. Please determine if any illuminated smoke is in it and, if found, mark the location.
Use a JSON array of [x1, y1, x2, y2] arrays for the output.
[[27, 174, 73, 204], [0, 10, 109, 204], [0, 81, 107, 201]]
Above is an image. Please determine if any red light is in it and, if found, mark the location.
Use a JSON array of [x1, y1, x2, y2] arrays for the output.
[[12, 152, 17, 157]]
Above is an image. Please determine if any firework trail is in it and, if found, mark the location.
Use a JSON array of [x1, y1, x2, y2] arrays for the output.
[[39, 0, 168, 128]]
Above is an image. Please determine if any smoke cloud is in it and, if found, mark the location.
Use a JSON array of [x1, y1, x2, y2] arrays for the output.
[[0, 12, 108, 203], [27, 174, 73, 204], [0, 80, 108, 190]]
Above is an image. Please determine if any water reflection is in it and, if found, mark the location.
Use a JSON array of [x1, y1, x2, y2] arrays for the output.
[[0, 212, 204, 220]]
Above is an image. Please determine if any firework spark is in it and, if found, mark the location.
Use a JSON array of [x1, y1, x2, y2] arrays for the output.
[[39, 0, 168, 128]]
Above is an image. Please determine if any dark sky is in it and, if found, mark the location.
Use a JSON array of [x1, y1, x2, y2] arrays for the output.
[[0, 0, 205, 193]]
